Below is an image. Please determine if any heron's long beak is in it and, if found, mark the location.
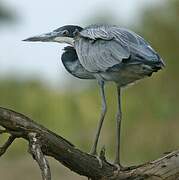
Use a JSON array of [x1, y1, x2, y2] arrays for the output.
[[23, 31, 59, 42], [23, 31, 74, 45]]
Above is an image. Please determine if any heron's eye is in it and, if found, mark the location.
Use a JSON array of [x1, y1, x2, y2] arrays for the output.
[[62, 30, 69, 36]]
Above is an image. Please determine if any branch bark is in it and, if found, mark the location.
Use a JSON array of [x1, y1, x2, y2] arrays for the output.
[[0, 107, 179, 180], [28, 132, 51, 180]]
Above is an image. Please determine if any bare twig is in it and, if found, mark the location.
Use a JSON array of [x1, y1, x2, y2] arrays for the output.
[[28, 132, 51, 180], [0, 135, 15, 156]]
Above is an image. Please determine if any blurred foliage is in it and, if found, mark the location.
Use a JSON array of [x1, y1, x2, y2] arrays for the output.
[[0, 0, 179, 172], [0, 3, 14, 22], [83, 8, 119, 25]]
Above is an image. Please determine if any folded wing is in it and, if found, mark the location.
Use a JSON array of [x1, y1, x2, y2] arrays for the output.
[[74, 24, 164, 73]]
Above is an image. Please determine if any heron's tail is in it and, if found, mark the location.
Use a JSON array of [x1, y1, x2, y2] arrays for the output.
[[151, 59, 165, 72]]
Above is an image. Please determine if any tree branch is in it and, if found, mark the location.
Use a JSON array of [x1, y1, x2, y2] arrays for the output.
[[28, 132, 51, 180], [0, 135, 15, 156], [0, 107, 179, 180]]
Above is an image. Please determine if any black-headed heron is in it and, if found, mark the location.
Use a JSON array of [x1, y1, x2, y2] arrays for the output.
[[24, 24, 165, 167]]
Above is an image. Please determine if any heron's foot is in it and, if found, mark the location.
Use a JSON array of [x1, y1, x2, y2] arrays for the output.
[[90, 145, 108, 169], [96, 155, 103, 168], [89, 148, 104, 168], [113, 162, 130, 171], [90, 148, 97, 157], [113, 163, 124, 177]]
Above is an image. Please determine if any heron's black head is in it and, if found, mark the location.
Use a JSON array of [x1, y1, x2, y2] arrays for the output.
[[23, 25, 83, 45]]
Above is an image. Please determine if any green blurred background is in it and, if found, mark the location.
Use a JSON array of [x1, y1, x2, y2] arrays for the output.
[[0, 0, 179, 179]]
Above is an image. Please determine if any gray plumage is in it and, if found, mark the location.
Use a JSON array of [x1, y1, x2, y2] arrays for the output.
[[74, 24, 164, 86], [24, 24, 165, 167], [62, 46, 95, 79]]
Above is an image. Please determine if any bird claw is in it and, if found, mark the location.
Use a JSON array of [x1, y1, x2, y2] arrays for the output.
[[90, 146, 106, 168], [114, 163, 130, 172], [95, 155, 103, 168], [87, 152, 103, 180], [89, 149, 97, 156], [89, 152, 103, 168]]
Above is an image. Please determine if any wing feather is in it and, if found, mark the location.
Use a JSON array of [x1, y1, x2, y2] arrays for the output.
[[75, 35, 130, 72], [74, 24, 164, 73], [79, 24, 113, 40]]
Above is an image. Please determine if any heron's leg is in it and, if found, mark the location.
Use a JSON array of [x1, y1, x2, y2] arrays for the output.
[[90, 81, 107, 155], [114, 86, 122, 165]]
